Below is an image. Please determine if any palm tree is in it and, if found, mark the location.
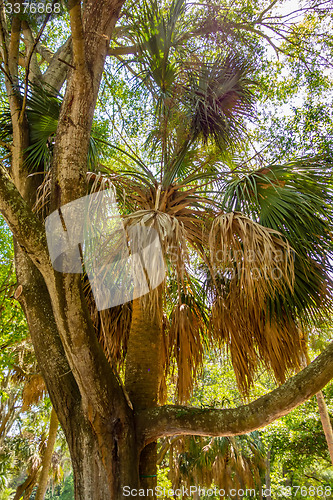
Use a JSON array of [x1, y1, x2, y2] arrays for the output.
[[1, 0, 332, 493]]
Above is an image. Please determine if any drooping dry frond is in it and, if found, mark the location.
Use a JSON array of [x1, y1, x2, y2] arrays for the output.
[[207, 213, 304, 394], [22, 374, 46, 411], [85, 278, 131, 369], [168, 302, 204, 402], [33, 170, 52, 216], [124, 209, 190, 285], [170, 434, 265, 493], [210, 296, 305, 394], [34, 170, 118, 216], [209, 212, 294, 307]]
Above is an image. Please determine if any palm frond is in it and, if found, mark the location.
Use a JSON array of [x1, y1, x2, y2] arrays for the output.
[[129, 0, 186, 94], [170, 433, 265, 492], [185, 54, 257, 149], [219, 158, 333, 323], [0, 82, 106, 171], [209, 212, 294, 306], [21, 374, 46, 411]]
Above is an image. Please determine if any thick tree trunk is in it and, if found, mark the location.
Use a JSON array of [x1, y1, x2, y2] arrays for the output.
[[15, 248, 139, 499]]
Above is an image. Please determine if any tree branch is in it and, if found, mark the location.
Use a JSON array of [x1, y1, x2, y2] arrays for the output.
[[136, 341, 333, 447], [68, 0, 86, 72], [0, 162, 49, 267], [108, 44, 138, 56], [8, 16, 21, 85], [20, 9, 54, 121], [257, 0, 280, 22], [36, 41, 54, 64], [42, 37, 72, 91], [0, 1, 10, 76], [22, 20, 43, 83]]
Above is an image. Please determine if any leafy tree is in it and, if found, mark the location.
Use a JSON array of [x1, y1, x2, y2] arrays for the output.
[[0, 0, 332, 498]]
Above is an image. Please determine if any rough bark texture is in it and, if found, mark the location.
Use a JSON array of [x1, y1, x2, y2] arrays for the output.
[[14, 248, 113, 497]]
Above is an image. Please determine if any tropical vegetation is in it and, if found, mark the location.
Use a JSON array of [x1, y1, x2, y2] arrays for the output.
[[0, 0, 332, 498]]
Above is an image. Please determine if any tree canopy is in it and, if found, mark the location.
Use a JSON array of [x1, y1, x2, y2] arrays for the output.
[[0, 0, 332, 498]]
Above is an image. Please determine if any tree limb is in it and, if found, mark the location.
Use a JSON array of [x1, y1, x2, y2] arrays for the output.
[[20, 9, 55, 121], [136, 341, 333, 447], [0, 162, 49, 267], [68, 0, 86, 72], [42, 37, 72, 91], [22, 20, 43, 83], [257, 0, 280, 22], [36, 41, 54, 64], [0, 1, 10, 75], [108, 44, 138, 56], [8, 16, 20, 85]]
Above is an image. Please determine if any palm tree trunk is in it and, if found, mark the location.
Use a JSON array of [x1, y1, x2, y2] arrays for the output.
[[316, 391, 333, 465], [35, 407, 59, 500], [125, 287, 164, 498]]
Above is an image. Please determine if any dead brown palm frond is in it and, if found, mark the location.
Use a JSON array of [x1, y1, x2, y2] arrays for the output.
[[8, 339, 37, 384], [10, 364, 29, 384], [33, 170, 51, 216], [124, 209, 190, 283], [21, 374, 46, 411], [84, 278, 132, 368], [168, 302, 204, 402], [207, 211, 298, 394], [86, 171, 115, 193], [209, 211, 294, 307], [210, 295, 305, 394], [258, 315, 304, 383], [170, 434, 265, 493], [33, 170, 125, 216]]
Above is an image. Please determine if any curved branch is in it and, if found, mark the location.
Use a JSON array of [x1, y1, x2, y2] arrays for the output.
[[36, 42, 54, 64], [136, 341, 333, 447], [43, 37, 72, 91], [0, 162, 49, 267], [68, 0, 86, 72], [108, 44, 138, 56]]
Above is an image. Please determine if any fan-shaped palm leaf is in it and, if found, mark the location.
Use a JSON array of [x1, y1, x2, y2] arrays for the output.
[[0, 83, 104, 171], [220, 159, 333, 322]]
